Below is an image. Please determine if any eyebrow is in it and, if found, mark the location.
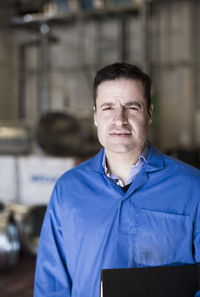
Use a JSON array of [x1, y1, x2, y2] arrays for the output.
[[99, 101, 142, 109], [125, 101, 142, 108], [99, 102, 113, 109]]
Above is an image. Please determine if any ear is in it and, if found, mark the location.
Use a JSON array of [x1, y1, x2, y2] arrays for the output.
[[93, 106, 98, 127], [148, 104, 153, 125]]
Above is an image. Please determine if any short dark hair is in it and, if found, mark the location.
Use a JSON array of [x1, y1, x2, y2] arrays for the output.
[[93, 62, 152, 111]]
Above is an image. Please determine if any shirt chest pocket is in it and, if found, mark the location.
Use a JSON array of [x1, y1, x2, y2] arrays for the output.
[[132, 209, 191, 266]]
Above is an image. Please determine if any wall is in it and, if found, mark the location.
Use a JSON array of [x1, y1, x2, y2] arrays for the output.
[[150, 1, 197, 150], [0, 1, 199, 151], [0, 28, 19, 120]]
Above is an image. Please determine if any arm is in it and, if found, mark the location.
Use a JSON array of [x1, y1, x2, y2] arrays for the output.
[[34, 185, 72, 297], [194, 200, 200, 297]]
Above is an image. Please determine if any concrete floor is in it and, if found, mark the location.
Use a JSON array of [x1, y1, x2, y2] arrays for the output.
[[0, 255, 36, 297]]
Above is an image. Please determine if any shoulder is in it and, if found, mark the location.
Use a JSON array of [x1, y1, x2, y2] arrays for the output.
[[150, 144, 200, 180], [164, 153, 199, 176], [60, 158, 93, 181], [48, 150, 104, 208], [56, 148, 104, 187]]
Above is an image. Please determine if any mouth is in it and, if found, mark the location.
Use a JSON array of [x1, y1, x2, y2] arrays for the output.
[[109, 131, 132, 137]]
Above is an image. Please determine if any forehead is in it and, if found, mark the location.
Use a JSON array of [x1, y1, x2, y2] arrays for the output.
[[96, 78, 145, 105]]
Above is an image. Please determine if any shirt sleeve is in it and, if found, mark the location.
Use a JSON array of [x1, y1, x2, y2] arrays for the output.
[[194, 199, 200, 263], [33, 184, 72, 297], [194, 200, 200, 297]]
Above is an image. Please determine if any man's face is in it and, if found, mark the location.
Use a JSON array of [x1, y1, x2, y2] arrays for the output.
[[94, 78, 153, 155]]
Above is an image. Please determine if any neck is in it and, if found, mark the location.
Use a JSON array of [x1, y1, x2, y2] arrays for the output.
[[105, 147, 144, 185]]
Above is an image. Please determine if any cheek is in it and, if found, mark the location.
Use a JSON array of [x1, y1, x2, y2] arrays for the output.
[[129, 117, 149, 132], [129, 116, 144, 125], [94, 113, 98, 127], [96, 123, 107, 146], [95, 118, 106, 134], [96, 114, 112, 127]]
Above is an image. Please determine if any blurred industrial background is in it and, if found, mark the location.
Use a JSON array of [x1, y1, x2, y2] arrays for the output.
[[0, 0, 200, 296]]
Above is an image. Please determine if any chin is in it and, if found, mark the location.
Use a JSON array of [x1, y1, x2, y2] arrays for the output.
[[107, 139, 147, 153], [106, 144, 135, 154]]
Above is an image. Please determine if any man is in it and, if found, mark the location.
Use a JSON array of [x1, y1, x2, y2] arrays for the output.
[[34, 63, 200, 297]]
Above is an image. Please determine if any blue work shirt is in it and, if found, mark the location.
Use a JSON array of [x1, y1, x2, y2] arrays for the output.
[[34, 144, 200, 297]]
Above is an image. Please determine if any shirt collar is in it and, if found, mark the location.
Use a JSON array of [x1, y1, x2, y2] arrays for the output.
[[88, 143, 164, 176], [102, 143, 149, 170], [102, 143, 149, 187]]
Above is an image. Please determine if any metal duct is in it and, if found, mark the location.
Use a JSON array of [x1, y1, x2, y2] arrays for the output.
[[0, 202, 4, 211], [37, 112, 81, 156], [20, 205, 47, 255], [0, 209, 20, 270], [5, 203, 47, 256], [0, 123, 32, 155]]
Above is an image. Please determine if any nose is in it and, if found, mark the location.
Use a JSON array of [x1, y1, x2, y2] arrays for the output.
[[113, 108, 128, 126]]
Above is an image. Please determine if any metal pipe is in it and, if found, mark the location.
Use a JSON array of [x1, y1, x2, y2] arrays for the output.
[[37, 22, 52, 117]]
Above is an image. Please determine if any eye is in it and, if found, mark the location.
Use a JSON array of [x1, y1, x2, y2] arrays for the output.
[[127, 105, 140, 111], [102, 106, 112, 111]]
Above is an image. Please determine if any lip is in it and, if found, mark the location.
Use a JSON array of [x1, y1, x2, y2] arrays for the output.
[[110, 130, 131, 134], [109, 131, 132, 136]]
